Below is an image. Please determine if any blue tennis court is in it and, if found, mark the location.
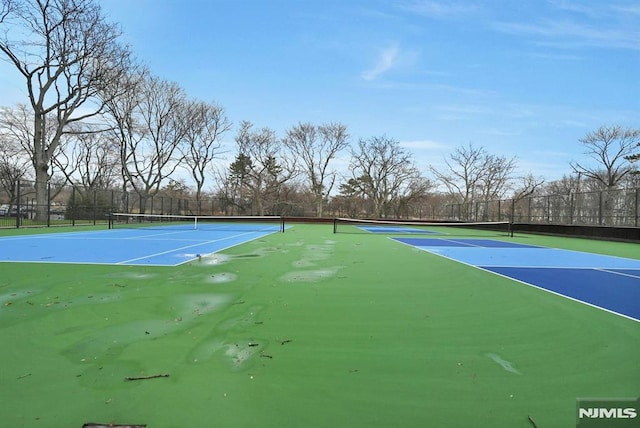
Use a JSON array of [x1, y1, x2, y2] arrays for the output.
[[394, 237, 640, 322], [359, 226, 438, 234], [0, 226, 283, 266]]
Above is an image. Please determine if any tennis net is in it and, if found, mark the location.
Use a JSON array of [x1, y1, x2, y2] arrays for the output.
[[109, 213, 285, 232], [333, 218, 512, 237]]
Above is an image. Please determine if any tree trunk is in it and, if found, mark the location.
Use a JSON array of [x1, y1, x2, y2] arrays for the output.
[[33, 113, 49, 222], [315, 194, 323, 217]]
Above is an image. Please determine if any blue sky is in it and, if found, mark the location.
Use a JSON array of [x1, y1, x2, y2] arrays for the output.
[[2, 0, 639, 183]]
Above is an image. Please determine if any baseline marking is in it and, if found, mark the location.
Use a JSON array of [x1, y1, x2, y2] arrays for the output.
[[392, 238, 640, 323]]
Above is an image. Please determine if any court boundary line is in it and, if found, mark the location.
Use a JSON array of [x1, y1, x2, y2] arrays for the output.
[[394, 237, 542, 248], [457, 264, 640, 269], [0, 228, 284, 266], [418, 238, 489, 247], [391, 238, 640, 323], [480, 265, 640, 324], [595, 268, 640, 279], [357, 226, 441, 235], [117, 230, 280, 265]]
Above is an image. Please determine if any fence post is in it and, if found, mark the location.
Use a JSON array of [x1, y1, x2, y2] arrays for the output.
[[71, 187, 76, 226], [546, 195, 550, 223], [569, 193, 574, 224], [634, 187, 640, 227], [47, 182, 51, 227], [598, 191, 603, 225], [93, 190, 97, 225], [511, 198, 515, 223], [15, 180, 21, 228]]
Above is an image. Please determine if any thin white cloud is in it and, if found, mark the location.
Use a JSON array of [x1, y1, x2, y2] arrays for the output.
[[525, 52, 583, 61], [361, 45, 400, 81], [612, 4, 640, 16], [397, 0, 479, 19], [436, 104, 495, 115], [400, 139, 449, 151], [549, 1, 640, 18], [478, 128, 521, 137], [546, 0, 599, 17], [491, 19, 640, 50], [559, 119, 588, 128]]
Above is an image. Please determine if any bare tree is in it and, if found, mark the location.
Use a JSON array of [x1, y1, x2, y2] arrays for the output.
[[571, 125, 640, 189], [283, 122, 349, 217], [0, 0, 132, 219], [508, 173, 545, 221], [104, 72, 188, 213], [180, 100, 231, 214], [0, 0, 16, 22], [429, 143, 487, 206], [52, 124, 121, 190], [479, 154, 517, 200], [0, 105, 37, 172], [348, 136, 422, 218], [429, 144, 518, 219], [570, 125, 640, 224], [542, 175, 578, 196], [0, 130, 31, 211], [229, 120, 296, 215]]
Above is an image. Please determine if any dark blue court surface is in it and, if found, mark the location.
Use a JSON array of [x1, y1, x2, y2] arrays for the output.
[[395, 238, 537, 248], [0, 226, 282, 266], [394, 237, 640, 322], [359, 226, 438, 234]]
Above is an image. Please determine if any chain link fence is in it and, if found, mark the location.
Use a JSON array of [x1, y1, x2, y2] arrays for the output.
[[445, 187, 640, 227], [0, 180, 194, 228], [2, 180, 639, 229]]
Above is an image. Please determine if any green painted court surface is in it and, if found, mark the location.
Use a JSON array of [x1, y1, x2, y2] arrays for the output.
[[1, 224, 638, 427]]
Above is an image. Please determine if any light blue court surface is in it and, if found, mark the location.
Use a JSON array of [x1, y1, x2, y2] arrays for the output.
[[0, 226, 283, 266], [394, 237, 640, 322]]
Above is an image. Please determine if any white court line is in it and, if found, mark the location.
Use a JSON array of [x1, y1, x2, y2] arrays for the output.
[[121, 230, 205, 240], [469, 264, 640, 269], [424, 238, 488, 247], [595, 268, 640, 279], [390, 238, 640, 323], [479, 265, 640, 324], [37, 235, 209, 242], [116, 230, 266, 265]]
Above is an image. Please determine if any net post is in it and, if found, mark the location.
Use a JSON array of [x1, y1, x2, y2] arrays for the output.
[[508, 221, 514, 238], [333, 218, 337, 234], [280, 216, 285, 233], [194, 216, 198, 230], [107, 212, 113, 230]]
